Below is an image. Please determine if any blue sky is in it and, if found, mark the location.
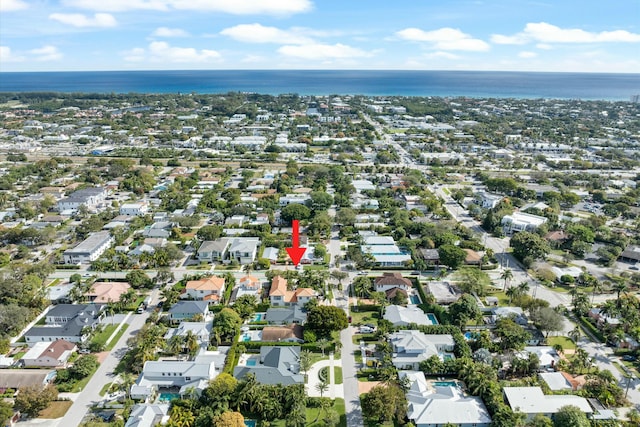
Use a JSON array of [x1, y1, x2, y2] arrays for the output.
[[1, 0, 639, 72]]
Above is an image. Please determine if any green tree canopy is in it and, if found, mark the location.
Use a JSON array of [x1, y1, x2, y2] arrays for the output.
[[553, 405, 590, 427], [280, 203, 311, 224], [306, 305, 348, 337], [438, 244, 467, 269]]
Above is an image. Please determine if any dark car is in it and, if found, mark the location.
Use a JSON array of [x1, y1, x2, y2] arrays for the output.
[[622, 355, 637, 362]]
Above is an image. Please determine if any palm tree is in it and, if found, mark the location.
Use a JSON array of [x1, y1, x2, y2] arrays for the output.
[[500, 268, 514, 291], [569, 326, 581, 344], [506, 286, 518, 304], [184, 330, 199, 357], [613, 282, 629, 308], [299, 350, 313, 380], [317, 338, 331, 357], [243, 263, 254, 276], [315, 379, 329, 397], [168, 335, 185, 355], [517, 281, 530, 295]]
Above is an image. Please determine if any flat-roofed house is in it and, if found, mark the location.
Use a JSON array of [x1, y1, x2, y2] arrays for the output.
[[503, 386, 592, 420], [501, 212, 548, 235], [63, 231, 114, 264]]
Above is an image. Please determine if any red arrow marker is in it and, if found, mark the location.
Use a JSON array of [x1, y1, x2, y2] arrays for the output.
[[286, 219, 306, 266]]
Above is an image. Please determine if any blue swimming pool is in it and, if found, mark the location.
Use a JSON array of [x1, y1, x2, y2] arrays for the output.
[[158, 392, 180, 402], [253, 313, 265, 322], [410, 295, 421, 304], [426, 313, 439, 325], [244, 420, 257, 427], [242, 333, 251, 342], [434, 381, 457, 387], [464, 331, 478, 340], [246, 358, 257, 366]]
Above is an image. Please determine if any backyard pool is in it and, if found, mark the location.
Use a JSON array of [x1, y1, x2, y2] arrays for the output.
[[464, 331, 478, 340], [410, 295, 421, 304], [242, 333, 251, 342], [253, 313, 265, 322], [158, 392, 180, 402], [246, 358, 257, 367], [244, 421, 257, 427], [434, 381, 458, 387], [426, 313, 439, 325]]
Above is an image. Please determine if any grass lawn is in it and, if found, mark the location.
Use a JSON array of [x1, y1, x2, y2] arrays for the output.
[[349, 311, 379, 326], [335, 366, 343, 384], [39, 400, 73, 419], [99, 382, 112, 397], [310, 352, 329, 365], [12, 351, 27, 360], [91, 324, 118, 347], [106, 324, 129, 350], [485, 290, 511, 306], [71, 374, 94, 393], [306, 398, 347, 427], [547, 336, 576, 351]]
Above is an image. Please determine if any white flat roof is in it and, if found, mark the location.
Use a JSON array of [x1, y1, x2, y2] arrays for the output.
[[503, 387, 592, 414]]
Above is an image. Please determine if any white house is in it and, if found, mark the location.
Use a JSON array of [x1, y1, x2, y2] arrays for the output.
[[383, 305, 432, 327], [120, 202, 149, 216], [63, 231, 114, 264], [57, 187, 107, 212], [501, 212, 548, 235], [503, 387, 592, 420], [476, 192, 503, 209], [401, 371, 492, 427], [389, 330, 455, 370]]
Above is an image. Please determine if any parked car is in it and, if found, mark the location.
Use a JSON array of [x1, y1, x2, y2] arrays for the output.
[[622, 355, 637, 362]]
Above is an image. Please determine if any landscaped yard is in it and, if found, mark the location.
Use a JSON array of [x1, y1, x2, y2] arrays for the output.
[[319, 366, 343, 385], [91, 324, 118, 348], [349, 310, 379, 326], [105, 324, 128, 350], [39, 400, 73, 418], [547, 336, 576, 351], [271, 398, 346, 427]]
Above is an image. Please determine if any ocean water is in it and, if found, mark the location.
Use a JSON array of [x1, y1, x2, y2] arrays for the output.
[[0, 70, 638, 100]]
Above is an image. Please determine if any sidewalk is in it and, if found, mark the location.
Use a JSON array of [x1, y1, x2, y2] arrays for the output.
[[306, 354, 344, 399]]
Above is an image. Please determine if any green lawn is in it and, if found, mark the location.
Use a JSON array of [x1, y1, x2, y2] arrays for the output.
[[12, 351, 26, 360], [349, 311, 379, 326], [91, 324, 118, 348], [306, 398, 347, 427], [334, 366, 343, 384], [105, 324, 128, 350], [547, 336, 576, 351], [99, 382, 112, 397]]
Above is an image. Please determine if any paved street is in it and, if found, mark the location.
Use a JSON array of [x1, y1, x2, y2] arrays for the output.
[[58, 288, 159, 426]]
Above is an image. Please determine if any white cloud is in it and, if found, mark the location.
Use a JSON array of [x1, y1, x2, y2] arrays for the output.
[[49, 13, 117, 28], [0, 46, 24, 62], [492, 22, 640, 45], [0, 0, 28, 12], [220, 23, 313, 44], [62, 0, 312, 14], [518, 51, 537, 58], [30, 45, 63, 61], [123, 42, 221, 63], [278, 43, 371, 60], [536, 43, 553, 50], [424, 51, 460, 60], [396, 27, 490, 51], [152, 27, 189, 37], [241, 54, 266, 63]]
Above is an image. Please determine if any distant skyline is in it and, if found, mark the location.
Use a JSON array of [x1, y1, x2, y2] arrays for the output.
[[1, 0, 639, 73]]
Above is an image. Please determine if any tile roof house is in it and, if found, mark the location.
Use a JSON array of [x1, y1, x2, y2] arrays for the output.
[[183, 276, 225, 302], [20, 340, 77, 368], [503, 386, 592, 420], [231, 275, 263, 302], [374, 272, 413, 293], [234, 346, 303, 385], [261, 325, 304, 343], [86, 281, 131, 303], [268, 276, 316, 307], [401, 370, 492, 427], [389, 330, 455, 370]]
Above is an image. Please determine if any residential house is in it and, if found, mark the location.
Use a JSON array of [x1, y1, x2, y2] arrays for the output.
[[619, 245, 640, 264], [131, 354, 219, 400], [24, 303, 104, 345], [124, 404, 170, 427], [491, 307, 528, 326], [501, 212, 548, 235], [517, 346, 560, 369], [262, 247, 279, 263], [383, 305, 432, 327], [268, 276, 316, 307], [374, 272, 412, 293], [361, 235, 411, 267], [183, 276, 225, 303], [197, 239, 230, 262], [463, 249, 482, 266], [400, 371, 492, 427], [20, 340, 76, 368], [426, 282, 460, 305], [476, 192, 503, 209], [265, 307, 307, 325], [197, 237, 260, 264], [503, 386, 592, 420], [63, 231, 114, 264], [261, 325, 304, 343], [164, 322, 212, 346], [120, 202, 149, 216], [418, 248, 440, 267], [142, 222, 172, 239], [57, 187, 107, 212], [0, 370, 57, 393], [389, 330, 455, 370], [234, 346, 303, 385], [168, 301, 210, 322], [86, 281, 131, 303], [539, 372, 583, 391], [232, 275, 262, 302]]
